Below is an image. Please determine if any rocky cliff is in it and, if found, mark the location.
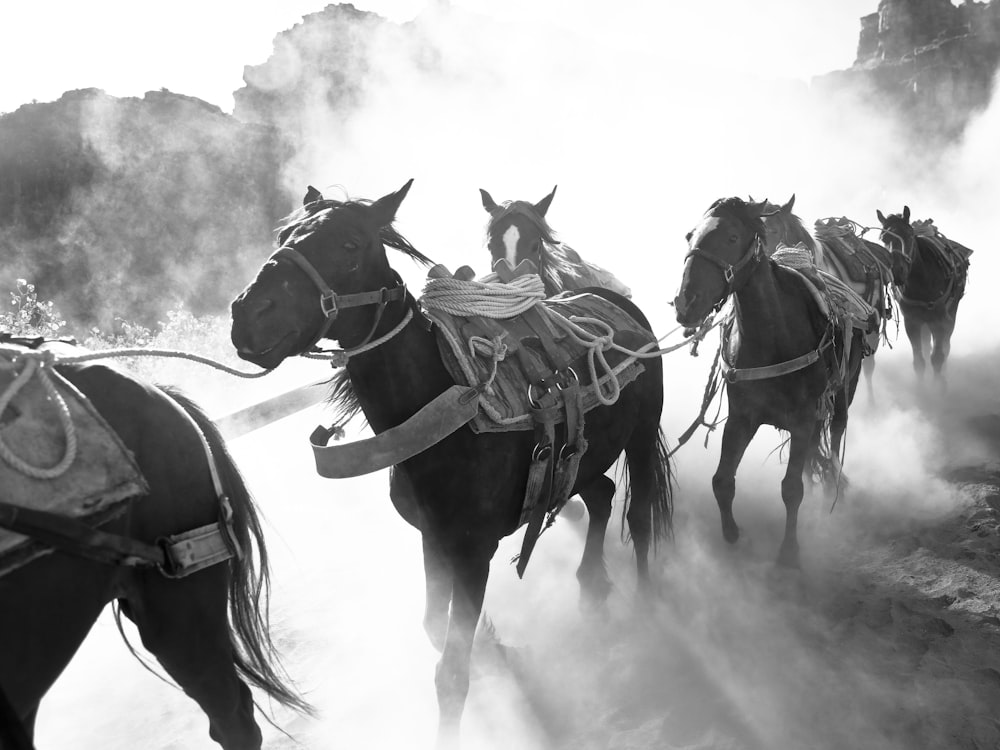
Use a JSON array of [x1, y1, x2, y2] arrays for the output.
[[819, 0, 1000, 141], [0, 88, 288, 330]]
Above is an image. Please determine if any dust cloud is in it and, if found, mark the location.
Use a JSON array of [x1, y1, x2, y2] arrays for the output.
[[32, 2, 1000, 749]]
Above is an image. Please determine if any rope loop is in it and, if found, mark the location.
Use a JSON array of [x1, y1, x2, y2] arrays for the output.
[[0, 353, 78, 479]]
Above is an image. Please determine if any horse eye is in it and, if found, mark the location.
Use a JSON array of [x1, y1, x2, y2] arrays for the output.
[[344, 241, 358, 251], [729, 234, 739, 243]]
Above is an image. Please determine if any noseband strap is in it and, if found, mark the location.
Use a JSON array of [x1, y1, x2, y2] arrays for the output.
[[271, 246, 408, 350]]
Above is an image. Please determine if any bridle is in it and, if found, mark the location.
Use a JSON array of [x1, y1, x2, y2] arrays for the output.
[[270, 246, 408, 351], [684, 232, 765, 310], [879, 221, 915, 281]]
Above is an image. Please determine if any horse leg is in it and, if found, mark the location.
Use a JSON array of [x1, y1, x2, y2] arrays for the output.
[[435, 540, 493, 747], [778, 426, 813, 568], [129, 569, 262, 750], [422, 532, 453, 652], [712, 414, 759, 544], [574, 474, 614, 607], [862, 354, 875, 404], [929, 318, 955, 381], [903, 314, 926, 378], [0, 682, 35, 750]]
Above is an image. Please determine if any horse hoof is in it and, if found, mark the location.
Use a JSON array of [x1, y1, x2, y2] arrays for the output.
[[776, 547, 801, 569], [722, 521, 740, 544]]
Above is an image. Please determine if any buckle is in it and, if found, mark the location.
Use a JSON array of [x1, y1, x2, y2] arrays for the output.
[[724, 265, 736, 284], [532, 442, 552, 462], [320, 291, 338, 319], [527, 381, 554, 409], [556, 367, 579, 391]]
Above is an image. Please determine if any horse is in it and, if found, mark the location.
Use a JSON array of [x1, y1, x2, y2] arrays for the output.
[[479, 185, 631, 297], [230, 180, 673, 743], [755, 195, 900, 401], [876, 206, 971, 380], [673, 197, 866, 567], [0, 349, 307, 749]]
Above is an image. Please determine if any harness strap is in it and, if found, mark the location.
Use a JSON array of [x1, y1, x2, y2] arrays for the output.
[[0, 500, 240, 578], [0, 500, 166, 568], [721, 327, 833, 383], [516, 410, 557, 578]]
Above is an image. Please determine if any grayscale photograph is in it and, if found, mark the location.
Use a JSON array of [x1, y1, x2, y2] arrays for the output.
[[1, 1, 998, 748]]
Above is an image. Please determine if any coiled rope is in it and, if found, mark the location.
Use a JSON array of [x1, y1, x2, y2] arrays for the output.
[[422, 273, 719, 405]]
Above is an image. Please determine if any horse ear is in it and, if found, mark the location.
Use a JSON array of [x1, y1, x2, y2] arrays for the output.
[[534, 185, 557, 216], [304, 186, 323, 205], [903, 205, 910, 222], [782, 194, 796, 213], [370, 179, 414, 227], [876, 209, 886, 224], [480, 189, 499, 213]]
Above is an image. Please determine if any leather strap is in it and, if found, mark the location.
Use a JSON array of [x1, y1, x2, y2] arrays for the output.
[[309, 385, 482, 478], [721, 326, 832, 383], [0, 500, 239, 578], [271, 247, 407, 349]]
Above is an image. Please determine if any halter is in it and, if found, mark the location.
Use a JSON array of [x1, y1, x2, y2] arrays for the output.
[[879, 223, 916, 292], [685, 234, 764, 307], [271, 246, 408, 351]]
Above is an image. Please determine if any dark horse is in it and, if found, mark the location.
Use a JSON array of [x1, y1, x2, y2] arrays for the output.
[[0, 354, 307, 749], [479, 185, 631, 297], [230, 180, 672, 742], [674, 198, 864, 567], [876, 206, 971, 380], [756, 195, 900, 401]]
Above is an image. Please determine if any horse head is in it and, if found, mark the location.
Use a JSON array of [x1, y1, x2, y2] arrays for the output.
[[231, 180, 420, 369], [876, 205, 915, 285], [756, 194, 813, 257], [479, 185, 557, 271], [674, 197, 768, 328]]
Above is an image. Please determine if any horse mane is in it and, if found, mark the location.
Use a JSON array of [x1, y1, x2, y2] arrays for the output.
[[487, 200, 581, 292], [276, 198, 434, 268]]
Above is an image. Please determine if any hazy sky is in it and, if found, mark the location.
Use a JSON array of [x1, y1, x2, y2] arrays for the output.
[[0, 0, 879, 115]]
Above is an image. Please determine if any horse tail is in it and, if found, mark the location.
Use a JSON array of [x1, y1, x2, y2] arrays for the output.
[[650, 426, 675, 544], [163, 388, 313, 715]]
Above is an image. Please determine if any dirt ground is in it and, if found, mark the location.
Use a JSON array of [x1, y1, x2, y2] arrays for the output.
[[33, 349, 1000, 750]]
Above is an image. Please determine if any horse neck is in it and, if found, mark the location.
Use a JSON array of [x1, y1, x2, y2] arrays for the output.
[[902, 237, 944, 297], [343, 292, 454, 433], [766, 217, 818, 259], [731, 260, 818, 361]]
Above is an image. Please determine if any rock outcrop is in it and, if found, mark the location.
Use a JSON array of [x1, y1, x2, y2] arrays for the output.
[[819, 0, 1000, 142], [0, 89, 288, 330]]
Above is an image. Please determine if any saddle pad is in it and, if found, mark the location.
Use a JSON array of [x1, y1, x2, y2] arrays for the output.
[[913, 220, 974, 269], [0, 344, 149, 576], [427, 293, 653, 433], [814, 218, 894, 287], [772, 244, 878, 333]]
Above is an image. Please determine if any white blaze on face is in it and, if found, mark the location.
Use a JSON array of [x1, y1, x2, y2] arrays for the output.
[[688, 215, 722, 250], [502, 224, 521, 266]]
